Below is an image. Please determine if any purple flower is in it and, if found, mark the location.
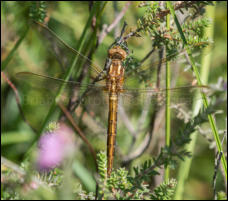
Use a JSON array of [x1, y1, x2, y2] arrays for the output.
[[36, 123, 75, 171]]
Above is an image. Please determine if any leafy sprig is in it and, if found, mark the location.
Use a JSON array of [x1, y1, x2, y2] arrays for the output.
[[29, 1, 47, 23], [93, 152, 177, 200]]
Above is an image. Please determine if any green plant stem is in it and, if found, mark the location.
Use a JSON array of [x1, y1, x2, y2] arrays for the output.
[[165, 6, 171, 182], [1, 26, 29, 70], [25, 2, 103, 156], [166, 3, 227, 199], [72, 159, 96, 193]]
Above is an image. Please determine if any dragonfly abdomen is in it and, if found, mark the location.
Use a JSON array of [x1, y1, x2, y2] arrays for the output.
[[106, 46, 126, 176], [107, 92, 118, 177]]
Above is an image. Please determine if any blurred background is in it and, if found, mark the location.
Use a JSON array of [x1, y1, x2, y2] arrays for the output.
[[1, 1, 227, 200]]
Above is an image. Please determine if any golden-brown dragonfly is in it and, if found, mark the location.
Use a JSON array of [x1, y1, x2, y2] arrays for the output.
[[16, 22, 209, 176]]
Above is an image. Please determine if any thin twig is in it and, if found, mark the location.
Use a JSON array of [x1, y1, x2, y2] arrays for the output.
[[156, 47, 164, 88], [122, 106, 158, 165], [126, 151, 165, 199], [97, 2, 131, 45], [69, 70, 105, 113], [123, 26, 143, 41], [213, 151, 223, 200], [139, 47, 156, 65], [122, 132, 150, 163], [122, 44, 165, 164], [123, 1, 205, 42], [76, 106, 106, 135], [122, 106, 165, 164], [1, 72, 37, 133], [118, 99, 137, 137], [119, 93, 153, 155], [57, 101, 98, 172], [213, 133, 226, 199]]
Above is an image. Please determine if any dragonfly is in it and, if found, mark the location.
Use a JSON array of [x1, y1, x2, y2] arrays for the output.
[[16, 21, 209, 177]]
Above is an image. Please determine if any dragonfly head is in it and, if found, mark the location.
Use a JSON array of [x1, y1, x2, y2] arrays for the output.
[[108, 46, 127, 61]]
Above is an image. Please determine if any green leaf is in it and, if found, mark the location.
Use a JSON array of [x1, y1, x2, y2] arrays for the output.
[[1, 131, 34, 145], [72, 160, 96, 193]]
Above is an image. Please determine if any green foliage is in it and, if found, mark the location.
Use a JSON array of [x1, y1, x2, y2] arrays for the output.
[[88, 151, 176, 200], [137, 1, 212, 51], [123, 1, 214, 85], [1, 167, 23, 200], [29, 1, 47, 23], [217, 191, 227, 200], [97, 151, 107, 180], [150, 179, 177, 200], [174, 105, 216, 146], [74, 184, 95, 200], [1, 1, 227, 200]]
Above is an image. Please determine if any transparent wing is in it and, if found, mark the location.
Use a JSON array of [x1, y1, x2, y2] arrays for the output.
[[15, 71, 108, 116], [33, 21, 105, 77], [15, 71, 209, 113], [15, 71, 109, 132], [124, 42, 213, 85], [121, 42, 213, 111], [15, 71, 106, 92], [119, 85, 209, 113]]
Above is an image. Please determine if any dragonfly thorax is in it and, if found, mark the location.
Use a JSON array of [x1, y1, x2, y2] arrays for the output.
[[106, 59, 125, 93]]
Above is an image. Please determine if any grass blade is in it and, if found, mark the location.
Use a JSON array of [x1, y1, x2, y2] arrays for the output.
[[26, 2, 106, 155], [166, 3, 227, 199], [165, 4, 171, 182]]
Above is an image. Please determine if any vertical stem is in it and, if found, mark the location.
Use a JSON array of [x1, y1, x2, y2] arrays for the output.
[[168, 2, 226, 199], [165, 7, 171, 182], [26, 2, 101, 156], [187, 3, 226, 180], [174, 4, 227, 199]]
